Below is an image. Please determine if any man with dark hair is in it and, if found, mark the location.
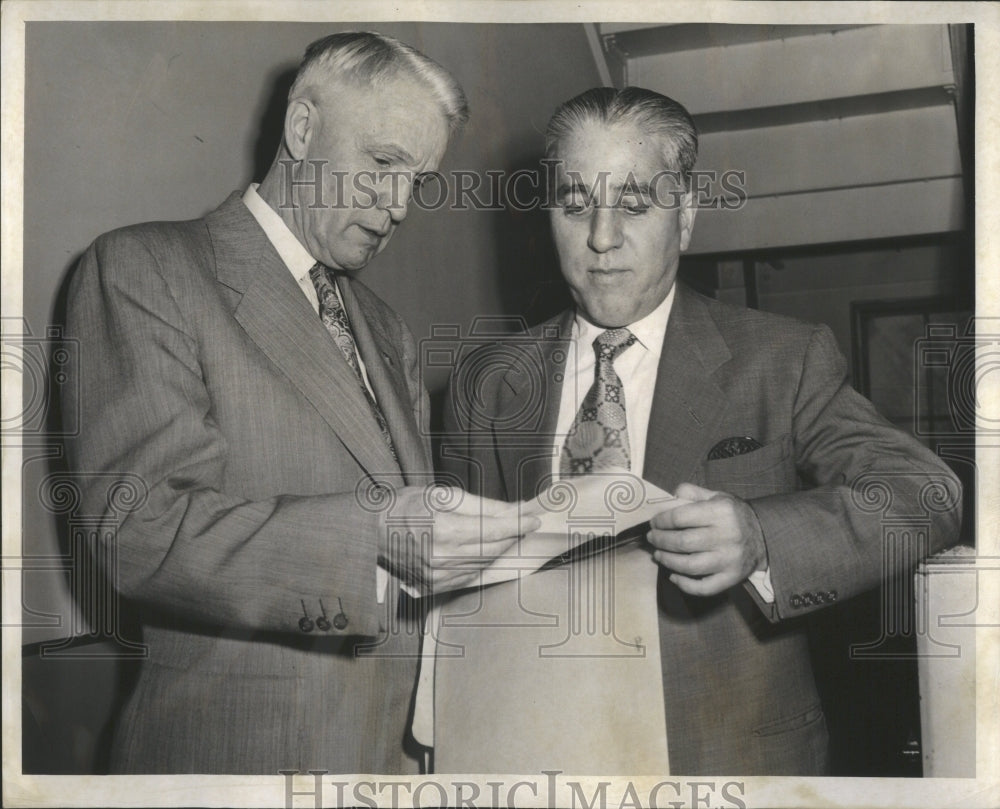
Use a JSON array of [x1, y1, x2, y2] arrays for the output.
[[439, 86, 962, 774], [65, 31, 529, 774]]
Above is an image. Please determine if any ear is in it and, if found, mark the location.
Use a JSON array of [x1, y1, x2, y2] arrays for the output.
[[283, 97, 316, 161], [678, 189, 698, 252]]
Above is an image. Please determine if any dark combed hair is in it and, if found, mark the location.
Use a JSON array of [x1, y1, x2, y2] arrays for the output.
[[545, 86, 698, 185]]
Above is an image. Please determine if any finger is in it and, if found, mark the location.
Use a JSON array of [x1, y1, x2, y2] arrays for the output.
[[433, 511, 521, 543], [480, 512, 537, 542], [425, 535, 508, 567], [650, 500, 718, 531], [668, 571, 734, 597], [447, 491, 522, 518], [456, 502, 540, 536], [674, 482, 718, 502], [646, 525, 715, 553], [519, 514, 542, 535], [431, 559, 501, 574], [652, 549, 720, 577]]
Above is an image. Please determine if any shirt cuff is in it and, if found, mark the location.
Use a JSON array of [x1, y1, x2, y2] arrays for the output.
[[748, 567, 775, 603]]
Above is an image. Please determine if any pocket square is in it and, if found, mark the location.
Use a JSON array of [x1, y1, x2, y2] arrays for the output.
[[707, 436, 763, 460]]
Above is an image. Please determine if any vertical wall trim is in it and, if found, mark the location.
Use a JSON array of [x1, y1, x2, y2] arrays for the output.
[[584, 23, 613, 86]]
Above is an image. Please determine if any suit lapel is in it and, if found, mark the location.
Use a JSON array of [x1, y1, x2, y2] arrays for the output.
[[208, 194, 398, 476], [491, 286, 730, 499], [339, 278, 431, 479], [496, 312, 573, 501], [643, 284, 731, 492]]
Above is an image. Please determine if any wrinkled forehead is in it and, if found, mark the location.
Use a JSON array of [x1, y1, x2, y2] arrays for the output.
[[553, 120, 674, 183], [552, 121, 683, 197]]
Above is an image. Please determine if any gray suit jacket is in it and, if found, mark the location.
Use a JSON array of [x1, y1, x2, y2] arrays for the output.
[[65, 192, 430, 773], [441, 283, 962, 774]]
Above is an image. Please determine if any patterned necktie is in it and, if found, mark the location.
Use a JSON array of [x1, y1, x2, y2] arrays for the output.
[[560, 328, 638, 478], [309, 263, 397, 461]]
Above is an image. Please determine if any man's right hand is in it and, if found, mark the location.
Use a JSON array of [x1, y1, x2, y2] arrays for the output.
[[377, 485, 538, 594]]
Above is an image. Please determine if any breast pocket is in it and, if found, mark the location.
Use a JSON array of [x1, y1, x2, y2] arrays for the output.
[[702, 434, 795, 499]]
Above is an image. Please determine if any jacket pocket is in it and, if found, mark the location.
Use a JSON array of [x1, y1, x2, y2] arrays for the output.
[[753, 703, 825, 737], [702, 434, 794, 499]]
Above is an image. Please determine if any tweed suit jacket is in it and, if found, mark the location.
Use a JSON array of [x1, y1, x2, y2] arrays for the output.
[[440, 282, 962, 775], [64, 192, 431, 773]]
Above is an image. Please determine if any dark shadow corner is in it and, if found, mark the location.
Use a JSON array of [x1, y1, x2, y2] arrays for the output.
[[492, 149, 569, 327], [249, 64, 298, 184]]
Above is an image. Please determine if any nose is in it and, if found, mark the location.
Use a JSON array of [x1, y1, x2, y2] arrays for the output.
[[587, 206, 623, 253], [378, 171, 412, 225]]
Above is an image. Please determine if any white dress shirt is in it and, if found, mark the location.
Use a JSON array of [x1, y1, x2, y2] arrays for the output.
[[552, 286, 774, 601], [242, 184, 391, 603]]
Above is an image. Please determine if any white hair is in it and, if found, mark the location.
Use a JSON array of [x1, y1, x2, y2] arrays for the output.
[[289, 31, 469, 133]]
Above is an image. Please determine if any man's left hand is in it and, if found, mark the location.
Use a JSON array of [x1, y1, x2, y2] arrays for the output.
[[647, 483, 768, 596]]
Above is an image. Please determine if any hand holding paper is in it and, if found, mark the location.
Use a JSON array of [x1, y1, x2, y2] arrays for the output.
[[378, 486, 538, 595], [444, 471, 688, 590], [647, 481, 769, 595]]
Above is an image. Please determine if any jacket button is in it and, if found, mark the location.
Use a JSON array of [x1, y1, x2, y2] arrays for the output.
[[298, 616, 314, 633], [333, 613, 348, 630]]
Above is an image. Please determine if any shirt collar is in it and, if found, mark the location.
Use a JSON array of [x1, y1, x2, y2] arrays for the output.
[[243, 183, 317, 282], [573, 284, 675, 356]]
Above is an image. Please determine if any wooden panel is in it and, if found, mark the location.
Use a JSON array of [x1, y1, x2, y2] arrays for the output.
[[694, 86, 954, 134], [599, 22, 667, 36], [697, 104, 961, 199], [917, 550, 977, 778], [630, 25, 953, 115], [755, 244, 958, 294], [687, 176, 964, 254], [602, 23, 867, 58]]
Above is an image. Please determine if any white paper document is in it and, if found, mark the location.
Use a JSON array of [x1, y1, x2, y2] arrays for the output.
[[412, 472, 686, 770]]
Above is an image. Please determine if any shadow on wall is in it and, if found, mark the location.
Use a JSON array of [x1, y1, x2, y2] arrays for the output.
[[251, 65, 298, 183], [25, 259, 146, 774], [492, 148, 567, 327]]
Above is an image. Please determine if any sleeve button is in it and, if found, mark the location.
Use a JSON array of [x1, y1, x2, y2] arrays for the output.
[[333, 613, 348, 630], [298, 616, 314, 633]]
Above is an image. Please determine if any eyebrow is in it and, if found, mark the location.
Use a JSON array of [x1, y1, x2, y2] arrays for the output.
[[620, 180, 651, 195], [556, 181, 588, 198], [367, 141, 417, 166], [556, 180, 653, 198]]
